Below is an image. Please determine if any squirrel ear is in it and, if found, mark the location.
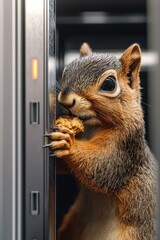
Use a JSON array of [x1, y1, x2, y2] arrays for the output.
[[80, 42, 92, 57], [120, 44, 141, 89]]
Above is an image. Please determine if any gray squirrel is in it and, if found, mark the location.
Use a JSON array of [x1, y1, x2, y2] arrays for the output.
[[46, 43, 157, 240]]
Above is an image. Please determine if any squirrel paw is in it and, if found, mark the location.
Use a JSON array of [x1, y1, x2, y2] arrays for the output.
[[44, 127, 75, 158]]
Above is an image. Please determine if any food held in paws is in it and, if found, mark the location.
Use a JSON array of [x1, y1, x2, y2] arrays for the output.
[[55, 115, 84, 135]]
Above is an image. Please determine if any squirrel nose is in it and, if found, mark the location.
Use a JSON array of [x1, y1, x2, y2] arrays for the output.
[[58, 90, 76, 109]]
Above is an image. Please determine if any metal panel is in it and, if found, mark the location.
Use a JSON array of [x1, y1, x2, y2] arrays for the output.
[[16, 1, 24, 239], [25, 0, 45, 239], [0, 0, 17, 239], [25, 0, 56, 239]]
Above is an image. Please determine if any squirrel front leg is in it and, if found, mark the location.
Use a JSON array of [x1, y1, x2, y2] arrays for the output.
[[49, 127, 124, 194]]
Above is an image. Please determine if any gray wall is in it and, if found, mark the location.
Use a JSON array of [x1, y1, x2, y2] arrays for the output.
[[147, 0, 160, 161]]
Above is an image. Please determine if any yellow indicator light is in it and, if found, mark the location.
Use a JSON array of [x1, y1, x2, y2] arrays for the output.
[[32, 58, 39, 80]]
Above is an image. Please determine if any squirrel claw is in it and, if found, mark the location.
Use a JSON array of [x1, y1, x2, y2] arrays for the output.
[[44, 127, 60, 137], [43, 133, 52, 137], [49, 153, 57, 157], [52, 126, 60, 131], [53, 126, 60, 130], [43, 143, 52, 148]]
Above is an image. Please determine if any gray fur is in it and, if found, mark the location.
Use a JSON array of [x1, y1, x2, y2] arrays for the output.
[[62, 53, 122, 93]]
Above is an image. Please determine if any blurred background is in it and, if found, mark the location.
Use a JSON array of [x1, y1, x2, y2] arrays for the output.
[[56, 0, 160, 231]]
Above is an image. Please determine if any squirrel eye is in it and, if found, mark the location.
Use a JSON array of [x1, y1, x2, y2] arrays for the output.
[[100, 76, 116, 92]]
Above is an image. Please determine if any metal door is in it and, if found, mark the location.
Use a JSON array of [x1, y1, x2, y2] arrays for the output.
[[25, 0, 56, 239]]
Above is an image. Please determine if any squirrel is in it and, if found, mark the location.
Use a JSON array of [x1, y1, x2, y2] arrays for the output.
[[46, 43, 157, 240]]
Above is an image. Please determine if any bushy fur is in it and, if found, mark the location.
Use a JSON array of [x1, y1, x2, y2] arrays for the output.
[[50, 43, 157, 240]]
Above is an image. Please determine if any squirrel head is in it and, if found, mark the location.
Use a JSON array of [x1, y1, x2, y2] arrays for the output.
[[58, 43, 143, 130]]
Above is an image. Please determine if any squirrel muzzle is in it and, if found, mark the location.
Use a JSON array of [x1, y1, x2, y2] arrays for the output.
[[58, 91, 98, 124]]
